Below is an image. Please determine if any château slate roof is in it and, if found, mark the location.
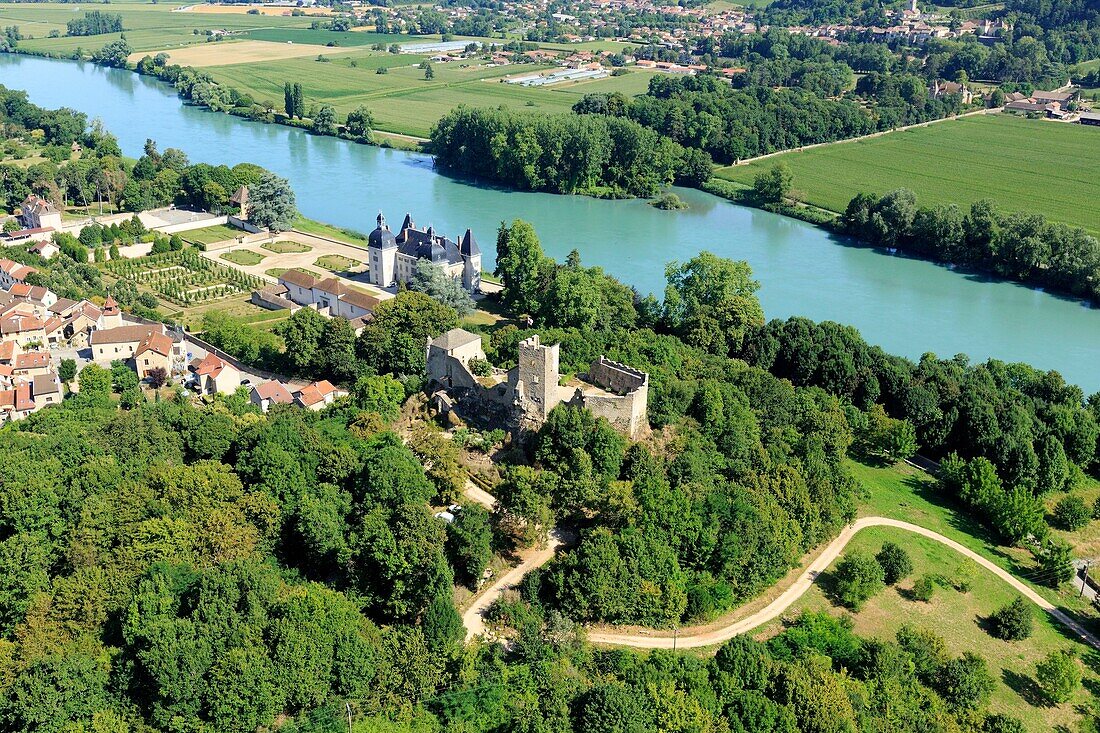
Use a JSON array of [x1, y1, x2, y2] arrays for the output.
[[368, 212, 476, 266]]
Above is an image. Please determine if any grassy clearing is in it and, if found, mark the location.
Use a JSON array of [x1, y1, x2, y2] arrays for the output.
[[262, 240, 312, 254], [315, 254, 360, 272], [714, 114, 1100, 233], [1045, 478, 1100, 559], [851, 460, 1098, 620], [174, 291, 288, 330], [220, 249, 266, 266], [753, 526, 1097, 732], [182, 224, 247, 245]]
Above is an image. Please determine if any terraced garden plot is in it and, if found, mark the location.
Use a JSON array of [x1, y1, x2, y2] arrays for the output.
[[105, 249, 264, 306]]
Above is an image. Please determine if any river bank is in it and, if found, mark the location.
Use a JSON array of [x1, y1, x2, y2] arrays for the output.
[[1, 53, 1097, 391]]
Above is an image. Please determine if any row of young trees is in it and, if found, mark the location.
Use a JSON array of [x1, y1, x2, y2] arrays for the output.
[[842, 188, 1100, 303]]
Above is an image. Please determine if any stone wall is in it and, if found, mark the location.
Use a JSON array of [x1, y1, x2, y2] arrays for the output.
[[587, 356, 648, 396]]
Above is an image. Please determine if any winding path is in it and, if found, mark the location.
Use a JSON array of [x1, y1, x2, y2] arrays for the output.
[[462, 507, 1100, 650]]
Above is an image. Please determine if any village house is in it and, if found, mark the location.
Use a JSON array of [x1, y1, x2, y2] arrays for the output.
[[426, 329, 650, 439], [191, 353, 242, 396], [11, 351, 51, 378], [0, 340, 19, 364], [0, 312, 47, 348], [294, 379, 344, 410], [0, 382, 35, 423], [367, 212, 481, 293], [0, 368, 62, 424], [931, 79, 973, 105], [133, 331, 175, 379], [31, 374, 61, 411], [0, 259, 37, 289], [90, 323, 184, 375], [19, 195, 63, 231], [249, 380, 295, 412], [27, 240, 60, 259], [7, 283, 57, 309]]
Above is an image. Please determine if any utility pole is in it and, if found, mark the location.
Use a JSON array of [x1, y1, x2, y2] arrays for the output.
[[346, 701, 353, 733], [1081, 561, 1091, 599], [673, 625, 678, 653]]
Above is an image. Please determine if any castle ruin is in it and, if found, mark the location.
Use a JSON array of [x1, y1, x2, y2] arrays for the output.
[[425, 329, 649, 439]]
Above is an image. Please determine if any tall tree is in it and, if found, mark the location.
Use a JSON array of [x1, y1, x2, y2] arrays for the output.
[[248, 172, 297, 232]]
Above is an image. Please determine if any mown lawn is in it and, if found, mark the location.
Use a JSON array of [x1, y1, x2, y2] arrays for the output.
[[182, 224, 246, 245], [714, 114, 1100, 233], [262, 240, 312, 254], [315, 254, 360, 272], [753, 526, 1098, 732], [220, 249, 266, 266]]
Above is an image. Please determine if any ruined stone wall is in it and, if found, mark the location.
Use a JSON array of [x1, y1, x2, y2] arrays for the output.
[[587, 356, 648, 396], [581, 384, 648, 439]]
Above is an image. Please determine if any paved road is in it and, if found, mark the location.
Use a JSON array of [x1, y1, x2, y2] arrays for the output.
[[461, 511, 1100, 651]]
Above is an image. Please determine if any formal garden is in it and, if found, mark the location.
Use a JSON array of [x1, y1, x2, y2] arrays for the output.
[[220, 249, 267, 266], [104, 249, 265, 306], [262, 239, 312, 254]]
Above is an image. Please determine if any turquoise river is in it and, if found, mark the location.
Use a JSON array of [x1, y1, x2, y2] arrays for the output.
[[2, 54, 1097, 390]]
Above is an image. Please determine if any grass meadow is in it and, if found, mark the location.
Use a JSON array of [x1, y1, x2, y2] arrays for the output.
[[715, 114, 1100, 233], [753, 525, 1098, 732]]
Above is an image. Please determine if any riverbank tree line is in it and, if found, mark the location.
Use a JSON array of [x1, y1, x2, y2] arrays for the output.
[[842, 188, 1100, 303], [429, 105, 712, 197], [569, 70, 966, 166]]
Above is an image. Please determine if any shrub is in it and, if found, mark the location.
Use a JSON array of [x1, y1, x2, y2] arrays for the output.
[[1035, 648, 1081, 704], [468, 357, 492, 377], [987, 596, 1032, 641], [982, 713, 1026, 733], [832, 552, 885, 610], [875, 542, 912, 586], [1052, 495, 1091, 531], [911, 574, 936, 602]]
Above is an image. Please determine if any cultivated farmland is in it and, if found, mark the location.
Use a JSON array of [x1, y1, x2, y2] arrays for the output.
[[205, 53, 661, 138], [0, 1, 314, 55], [715, 114, 1100, 233]]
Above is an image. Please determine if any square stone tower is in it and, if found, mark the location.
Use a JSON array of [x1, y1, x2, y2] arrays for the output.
[[516, 334, 562, 424]]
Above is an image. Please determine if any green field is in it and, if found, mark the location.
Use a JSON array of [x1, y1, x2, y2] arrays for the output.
[[715, 114, 1100, 233], [205, 52, 662, 137], [755, 526, 1097, 732], [0, 1, 314, 55], [220, 249, 266, 266]]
